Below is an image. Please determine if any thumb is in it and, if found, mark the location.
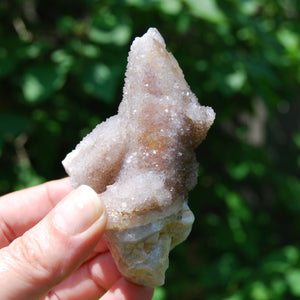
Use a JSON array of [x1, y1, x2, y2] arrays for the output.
[[0, 185, 107, 300]]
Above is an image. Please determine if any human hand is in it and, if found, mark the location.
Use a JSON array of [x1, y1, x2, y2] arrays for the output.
[[0, 178, 154, 300]]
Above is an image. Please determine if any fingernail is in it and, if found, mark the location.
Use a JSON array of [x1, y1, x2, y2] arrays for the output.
[[53, 185, 104, 235]]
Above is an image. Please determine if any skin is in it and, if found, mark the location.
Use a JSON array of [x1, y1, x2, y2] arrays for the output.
[[0, 178, 154, 300]]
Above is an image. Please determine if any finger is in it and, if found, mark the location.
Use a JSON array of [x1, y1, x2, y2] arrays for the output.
[[101, 278, 154, 300], [79, 239, 109, 266], [0, 185, 107, 300], [93, 237, 109, 253], [85, 238, 109, 262], [44, 252, 122, 300], [0, 178, 73, 247]]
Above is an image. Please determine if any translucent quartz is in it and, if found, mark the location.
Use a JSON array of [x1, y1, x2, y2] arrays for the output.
[[62, 28, 215, 287]]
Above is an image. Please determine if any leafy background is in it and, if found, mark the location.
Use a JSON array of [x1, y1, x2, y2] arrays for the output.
[[1, 0, 300, 299]]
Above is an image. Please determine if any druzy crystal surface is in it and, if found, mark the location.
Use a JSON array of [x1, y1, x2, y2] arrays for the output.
[[62, 28, 215, 287]]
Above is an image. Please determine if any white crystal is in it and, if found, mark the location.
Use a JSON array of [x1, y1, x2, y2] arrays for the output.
[[62, 27, 215, 287]]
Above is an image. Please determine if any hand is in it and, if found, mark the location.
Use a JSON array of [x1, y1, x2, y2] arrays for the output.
[[0, 178, 154, 300]]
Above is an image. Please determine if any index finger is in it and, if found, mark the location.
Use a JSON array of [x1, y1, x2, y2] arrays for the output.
[[0, 178, 73, 248]]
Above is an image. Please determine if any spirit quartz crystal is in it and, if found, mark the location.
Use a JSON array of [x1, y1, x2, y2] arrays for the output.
[[62, 28, 215, 287]]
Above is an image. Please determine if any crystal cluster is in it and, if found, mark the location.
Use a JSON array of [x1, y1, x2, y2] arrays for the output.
[[62, 28, 215, 287]]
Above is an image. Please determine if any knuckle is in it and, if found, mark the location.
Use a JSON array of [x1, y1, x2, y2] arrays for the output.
[[9, 232, 53, 284], [0, 214, 16, 246]]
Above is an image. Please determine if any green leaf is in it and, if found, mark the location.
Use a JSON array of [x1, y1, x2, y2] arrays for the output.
[[51, 49, 75, 71], [226, 69, 246, 91], [271, 278, 286, 297], [88, 24, 131, 46], [184, 0, 226, 23], [224, 294, 243, 300], [228, 162, 249, 180], [152, 287, 167, 300], [262, 246, 299, 274], [56, 16, 76, 34], [240, 0, 261, 16], [125, 0, 153, 7], [293, 132, 300, 148], [277, 28, 299, 55], [286, 269, 300, 296], [226, 192, 250, 221], [250, 281, 269, 300], [15, 164, 44, 190], [202, 253, 238, 288], [81, 62, 118, 103], [0, 47, 16, 77], [22, 64, 66, 103], [0, 113, 30, 137], [157, 0, 182, 15], [68, 41, 101, 58]]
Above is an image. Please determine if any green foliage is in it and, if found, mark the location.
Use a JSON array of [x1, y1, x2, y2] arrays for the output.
[[1, 0, 300, 298]]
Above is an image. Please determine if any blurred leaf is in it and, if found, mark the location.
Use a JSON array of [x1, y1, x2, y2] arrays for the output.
[[226, 192, 251, 221], [224, 294, 243, 300], [81, 62, 118, 103], [293, 132, 300, 148], [202, 253, 239, 288], [277, 28, 299, 57], [228, 162, 250, 180], [250, 281, 269, 300], [22, 64, 66, 103], [240, 0, 261, 16], [0, 113, 30, 138], [0, 37, 28, 77], [15, 164, 44, 190], [0, 47, 16, 77], [157, 0, 182, 15], [270, 278, 286, 297], [24, 43, 47, 59], [152, 287, 167, 300], [286, 269, 300, 296], [125, 0, 154, 7], [51, 49, 75, 71], [69, 40, 101, 58], [56, 15, 76, 34], [226, 69, 247, 92], [88, 24, 131, 46], [262, 246, 299, 274], [184, 0, 226, 23]]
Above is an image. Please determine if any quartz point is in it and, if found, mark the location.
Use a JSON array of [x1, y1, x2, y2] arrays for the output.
[[62, 28, 215, 287]]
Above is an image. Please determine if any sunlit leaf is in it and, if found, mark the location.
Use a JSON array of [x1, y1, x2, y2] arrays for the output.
[[152, 287, 167, 300], [277, 28, 299, 55], [81, 62, 118, 103], [226, 69, 246, 91], [69, 41, 100, 58], [224, 294, 243, 300], [88, 24, 131, 46], [157, 0, 182, 15], [22, 64, 66, 103], [240, 0, 261, 16], [262, 246, 299, 274], [250, 281, 269, 300], [286, 269, 300, 296], [51, 49, 75, 72], [184, 0, 226, 23]]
